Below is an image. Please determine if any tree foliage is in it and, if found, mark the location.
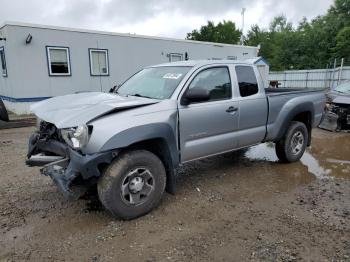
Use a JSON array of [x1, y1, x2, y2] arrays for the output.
[[333, 26, 350, 61], [186, 0, 350, 70], [186, 20, 241, 44], [245, 0, 350, 70]]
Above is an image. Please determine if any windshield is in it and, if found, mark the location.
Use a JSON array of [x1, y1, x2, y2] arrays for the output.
[[117, 66, 192, 99], [334, 82, 350, 94]]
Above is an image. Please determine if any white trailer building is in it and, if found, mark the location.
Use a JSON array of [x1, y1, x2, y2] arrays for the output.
[[0, 22, 260, 114]]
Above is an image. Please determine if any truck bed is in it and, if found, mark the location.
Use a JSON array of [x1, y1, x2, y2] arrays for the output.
[[265, 88, 326, 96], [264, 88, 326, 142]]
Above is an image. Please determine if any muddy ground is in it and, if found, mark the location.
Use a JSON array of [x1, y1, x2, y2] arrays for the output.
[[0, 127, 349, 261]]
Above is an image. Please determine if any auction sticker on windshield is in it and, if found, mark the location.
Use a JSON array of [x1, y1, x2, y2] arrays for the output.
[[163, 73, 183, 79]]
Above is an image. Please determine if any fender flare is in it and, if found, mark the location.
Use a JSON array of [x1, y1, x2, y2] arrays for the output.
[[100, 123, 178, 165], [274, 101, 314, 143]]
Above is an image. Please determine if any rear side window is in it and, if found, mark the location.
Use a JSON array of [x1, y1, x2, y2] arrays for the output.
[[188, 67, 231, 102], [235, 66, 258, 97]]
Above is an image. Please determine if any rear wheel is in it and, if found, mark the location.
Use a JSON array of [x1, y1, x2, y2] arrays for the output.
[[98, 150, 166, 220], [275, 121, 308, 163]]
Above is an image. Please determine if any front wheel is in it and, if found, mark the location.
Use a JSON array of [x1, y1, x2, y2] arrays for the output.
[[275, 121, 308, 163], [98, 150, 166, 220]]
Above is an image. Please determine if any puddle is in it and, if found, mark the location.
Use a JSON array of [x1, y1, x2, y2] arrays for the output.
[[245, 143, 331, 179], [245, 130, 350, 180], [245, 142, 278, 162], [177, 129, 348, 197], [300, 153, 331, 179], [327, 158, 350, 165]]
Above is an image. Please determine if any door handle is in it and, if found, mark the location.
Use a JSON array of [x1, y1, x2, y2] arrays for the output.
[[226, 106, 238, 113]]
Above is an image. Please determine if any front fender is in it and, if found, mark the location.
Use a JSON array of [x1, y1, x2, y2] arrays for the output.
[[100, 123, 179, 167]]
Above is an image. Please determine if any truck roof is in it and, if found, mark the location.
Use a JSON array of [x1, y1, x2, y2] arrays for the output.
[[151, 59, 257, 68]]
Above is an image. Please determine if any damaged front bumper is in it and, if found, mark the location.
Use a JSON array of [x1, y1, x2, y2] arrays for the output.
[[26, 133, 116, 200], [318, 111, 339, 131]]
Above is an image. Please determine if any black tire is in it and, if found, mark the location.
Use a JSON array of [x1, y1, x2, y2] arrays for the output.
[[98, 150, 166, 220], [0, 99, 9, 122], [275, 121, 308, 163]]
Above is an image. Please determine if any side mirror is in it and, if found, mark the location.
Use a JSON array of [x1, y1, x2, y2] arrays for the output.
[[182, 88, 210, 105]]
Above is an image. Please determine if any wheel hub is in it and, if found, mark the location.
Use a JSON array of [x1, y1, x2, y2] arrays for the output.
[[121, 167, 155, 206], [291, 131, 304, 155], [129, 176, 144, 193]]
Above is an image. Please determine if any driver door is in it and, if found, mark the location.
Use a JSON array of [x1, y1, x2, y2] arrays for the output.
[[178, 66, 239, 162]]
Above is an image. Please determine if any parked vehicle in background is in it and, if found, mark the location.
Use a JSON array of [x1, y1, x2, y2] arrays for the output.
[[319, 81, 350, 131], [26, 60, 326, 219]]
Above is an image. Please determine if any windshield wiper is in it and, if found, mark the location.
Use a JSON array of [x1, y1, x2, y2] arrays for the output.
[[129, 93, 154, 99]]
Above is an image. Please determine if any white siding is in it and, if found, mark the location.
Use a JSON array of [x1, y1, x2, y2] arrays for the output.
[[0, 22, 259, 114]]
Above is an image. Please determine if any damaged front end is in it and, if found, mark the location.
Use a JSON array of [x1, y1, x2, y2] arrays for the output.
[[26, 121, 115, 200], [319, 102, 350, 132]]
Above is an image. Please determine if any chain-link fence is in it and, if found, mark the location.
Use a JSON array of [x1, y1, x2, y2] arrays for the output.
[[269, 63, 350, 89]]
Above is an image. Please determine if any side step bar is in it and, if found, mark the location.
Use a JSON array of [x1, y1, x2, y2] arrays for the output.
[[26, 154, 64, 167]]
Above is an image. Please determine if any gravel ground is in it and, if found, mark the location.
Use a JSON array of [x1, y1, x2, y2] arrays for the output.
[[0, 127, 349, 261]]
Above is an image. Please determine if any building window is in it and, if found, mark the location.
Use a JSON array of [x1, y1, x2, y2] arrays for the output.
[[227, 56, 237, 60], [169, 53, 183, 62], [89, 49, 109, 76], [0, 47, 7, 77], [46, 46, 71, 76]]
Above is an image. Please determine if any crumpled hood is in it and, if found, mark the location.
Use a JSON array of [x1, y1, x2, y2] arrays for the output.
[[327, 91, 350, 103], [31, 92, 159, 128], [332, 95, 350, 105]]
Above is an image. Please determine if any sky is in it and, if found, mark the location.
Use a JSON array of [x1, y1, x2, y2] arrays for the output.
[[0, 0, 334, 38]]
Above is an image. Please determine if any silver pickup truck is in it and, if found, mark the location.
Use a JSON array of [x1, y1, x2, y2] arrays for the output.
[[26, 60, 326, 219]]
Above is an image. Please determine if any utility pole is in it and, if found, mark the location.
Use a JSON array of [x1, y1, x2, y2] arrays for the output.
[[331, 58, 337, 89], [338, 58, 344, 85], [240, 8, 246, 45]]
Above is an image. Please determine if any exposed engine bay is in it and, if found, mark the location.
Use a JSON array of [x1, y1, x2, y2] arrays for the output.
[[26, 121, 114, 199], [319, 102, 350, 132], [27, 121, 67, 161]]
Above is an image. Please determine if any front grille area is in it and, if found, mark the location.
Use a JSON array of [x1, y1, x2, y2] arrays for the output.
[[330, 103, 350, 130], [38, 121, 63, 142]]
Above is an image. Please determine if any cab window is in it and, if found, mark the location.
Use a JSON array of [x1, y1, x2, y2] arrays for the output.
[[235, 66, 259, 97], [188, 67, 231, 102]]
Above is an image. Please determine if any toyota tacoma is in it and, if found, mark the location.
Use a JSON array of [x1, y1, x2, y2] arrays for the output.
[[26, 60, 326, 219]]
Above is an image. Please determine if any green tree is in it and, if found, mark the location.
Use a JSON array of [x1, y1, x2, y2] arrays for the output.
[[245, 16, 299, 70], [186, 20, 241, 44], [333, 26, 350, 61], [269, 15, 293, 32], [245, 24, 273, 62], [187, 0, 350, 70]]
